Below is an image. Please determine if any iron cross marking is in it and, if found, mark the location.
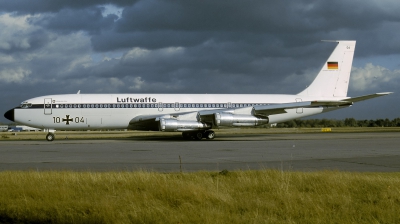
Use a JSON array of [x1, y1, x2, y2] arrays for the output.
[[62, 115, 73, 125]]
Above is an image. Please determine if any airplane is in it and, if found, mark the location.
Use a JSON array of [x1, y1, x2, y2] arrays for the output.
[[3, 40, 392, 141]]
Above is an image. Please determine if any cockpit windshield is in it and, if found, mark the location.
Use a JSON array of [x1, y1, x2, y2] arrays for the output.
[[20, 102, 32, 108]]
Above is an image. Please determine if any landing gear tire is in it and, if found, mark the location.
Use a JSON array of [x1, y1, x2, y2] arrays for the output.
[[204, 131, 215, 140], [194, 132, 203, 140], [46, 133, 55, 141]]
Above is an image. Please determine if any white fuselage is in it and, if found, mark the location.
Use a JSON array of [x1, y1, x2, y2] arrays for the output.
[[13, 93, 343, 130]]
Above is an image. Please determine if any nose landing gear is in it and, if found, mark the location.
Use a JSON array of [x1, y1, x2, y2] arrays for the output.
[[46, 133, 55, 141]]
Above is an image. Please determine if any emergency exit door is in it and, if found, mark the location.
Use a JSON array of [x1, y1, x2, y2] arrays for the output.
[[44, 98, 52, 115], [296, 98, 303, 114]]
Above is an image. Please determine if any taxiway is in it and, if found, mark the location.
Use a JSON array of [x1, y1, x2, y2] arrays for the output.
[[1, 132, 399, 172]]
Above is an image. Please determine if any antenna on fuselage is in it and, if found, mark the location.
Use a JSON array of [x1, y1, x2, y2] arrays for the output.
[[77, 90, 81, 94]]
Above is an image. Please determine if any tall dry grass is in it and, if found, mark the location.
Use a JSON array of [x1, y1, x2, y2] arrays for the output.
[[0, 170, 399, 223]]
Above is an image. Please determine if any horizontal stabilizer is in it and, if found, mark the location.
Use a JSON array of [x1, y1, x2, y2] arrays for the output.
[[345, 92, 393, 103], [310, 101, 353, 107]]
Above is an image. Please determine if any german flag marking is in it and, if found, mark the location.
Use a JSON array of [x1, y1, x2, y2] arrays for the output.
[[327, 62, 338, 70]]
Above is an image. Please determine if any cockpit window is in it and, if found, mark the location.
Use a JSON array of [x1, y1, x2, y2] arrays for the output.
[[20, 102, 32, 108]]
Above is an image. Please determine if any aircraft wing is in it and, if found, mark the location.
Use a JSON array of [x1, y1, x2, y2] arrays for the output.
[[128, 92, 392, 130], [129, 111, 214, 131], [128, 101, 349, 130], [128, 114, 160, 131]]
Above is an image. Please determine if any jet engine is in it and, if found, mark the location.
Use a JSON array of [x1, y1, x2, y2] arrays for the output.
[[159, 119, 211, 132], [214, 113, 269, 127]]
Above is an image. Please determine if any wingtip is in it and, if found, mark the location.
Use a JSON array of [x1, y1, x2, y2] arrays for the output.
[[377, 92, 393, 95]]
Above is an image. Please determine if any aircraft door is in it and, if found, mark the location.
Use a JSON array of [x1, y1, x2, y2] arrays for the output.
[[158, 102, 163, 112], [296, 98, 303, 114], [174, 102, 180, 111], [44, 98, 52, 115]]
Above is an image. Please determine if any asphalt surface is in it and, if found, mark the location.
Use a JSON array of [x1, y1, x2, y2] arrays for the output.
[[1, 132, 399, 172]]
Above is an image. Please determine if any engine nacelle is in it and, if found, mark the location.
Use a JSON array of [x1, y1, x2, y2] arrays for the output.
[[159, 119, 211, 132], [214, 113, 269, 127]]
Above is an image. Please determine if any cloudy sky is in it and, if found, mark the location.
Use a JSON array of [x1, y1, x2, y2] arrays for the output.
[[1, 0, 399, 123]]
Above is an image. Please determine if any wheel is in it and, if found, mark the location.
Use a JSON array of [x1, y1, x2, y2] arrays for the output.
[[46, 133, 55, 141], [194, 132, 203, 140], [204, 131, 215, 140]]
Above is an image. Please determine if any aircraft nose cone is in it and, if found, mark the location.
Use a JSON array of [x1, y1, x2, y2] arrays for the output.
[[4, 109, 15, 122]]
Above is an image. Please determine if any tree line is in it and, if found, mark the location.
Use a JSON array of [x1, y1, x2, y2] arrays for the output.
[[275, 118, 400, 128]]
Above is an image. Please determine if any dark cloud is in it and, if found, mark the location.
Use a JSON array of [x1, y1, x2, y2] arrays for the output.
[[114, 0, 400, 35], [0, 29, 53, 54], [88, 0, 400, 58], [91, 30, 211, 51], [29, 7, 118, 34], [115, 0, 398, 33], [0, 0, 135, 14]]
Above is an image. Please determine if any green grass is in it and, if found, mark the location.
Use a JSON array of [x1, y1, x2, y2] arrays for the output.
[[1, 170, 400, 223]]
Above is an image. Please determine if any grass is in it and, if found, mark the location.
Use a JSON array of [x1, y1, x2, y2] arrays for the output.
[[0, 170, 400, 223], [1, 127, 400, 141]]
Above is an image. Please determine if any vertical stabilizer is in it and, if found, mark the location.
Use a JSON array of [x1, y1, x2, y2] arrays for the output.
[[298, 40, 356, 97]]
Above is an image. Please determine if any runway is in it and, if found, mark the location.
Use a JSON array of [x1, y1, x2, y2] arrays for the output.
[[1, 132, 400, 172]]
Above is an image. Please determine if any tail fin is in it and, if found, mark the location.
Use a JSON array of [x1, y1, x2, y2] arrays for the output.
[[298, 40, 356, 97]]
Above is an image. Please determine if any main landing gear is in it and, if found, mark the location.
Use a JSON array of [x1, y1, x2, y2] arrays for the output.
[[182, 130, 215, 140], [46, 133, 55, 141]]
